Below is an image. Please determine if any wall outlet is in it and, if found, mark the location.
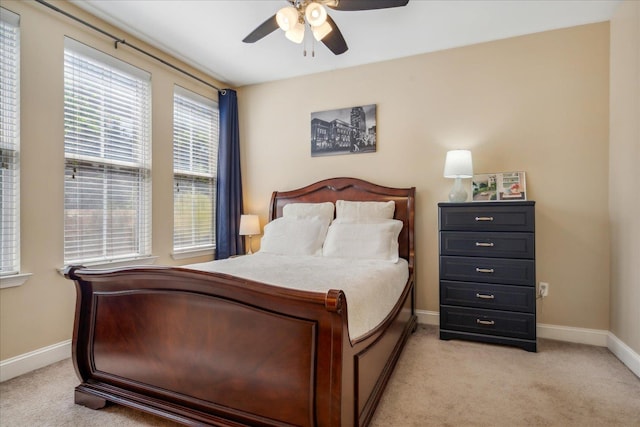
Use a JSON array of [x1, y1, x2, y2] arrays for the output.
[[539, 282, 549, 297]]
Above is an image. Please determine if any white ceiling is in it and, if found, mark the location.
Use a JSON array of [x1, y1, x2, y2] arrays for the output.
[[70, 0, 620, 88]]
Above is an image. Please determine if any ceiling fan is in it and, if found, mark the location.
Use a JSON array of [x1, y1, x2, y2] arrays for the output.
[[242, 0, 410, 55]]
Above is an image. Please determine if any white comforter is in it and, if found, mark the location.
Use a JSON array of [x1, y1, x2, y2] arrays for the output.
[[185, 253, 409, 341]]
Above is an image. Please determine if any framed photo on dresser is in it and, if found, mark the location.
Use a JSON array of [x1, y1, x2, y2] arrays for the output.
[[472, 171, 526, 201]]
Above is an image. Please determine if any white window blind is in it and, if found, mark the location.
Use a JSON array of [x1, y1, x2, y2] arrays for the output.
[[64, 38, 151, 265], [173, 86, 218, 253], [0, 8, 20, 276]]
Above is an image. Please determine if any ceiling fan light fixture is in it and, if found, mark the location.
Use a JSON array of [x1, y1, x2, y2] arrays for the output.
[[312, 20, 332, 41], [276, 6, 298, 31], [244, 0, 409, 55], [285, 22, 305, 43], [305, 2, 327, 27]]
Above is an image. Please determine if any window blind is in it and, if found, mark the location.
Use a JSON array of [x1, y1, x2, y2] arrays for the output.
[[64, 38, 151, 265], [0, 8, 20, 276], [173, 86, 219, 252]]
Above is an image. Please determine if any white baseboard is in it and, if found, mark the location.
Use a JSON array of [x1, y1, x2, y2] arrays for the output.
[[536, 323, 609, 347], [416, 309, 439, 326], [608, 332, 640, 378], [0, 339, 71, 382]]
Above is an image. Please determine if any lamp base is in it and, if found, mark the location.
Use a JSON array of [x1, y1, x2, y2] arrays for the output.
[[448, 177, 468, 203], [246, 235, 254, 255]]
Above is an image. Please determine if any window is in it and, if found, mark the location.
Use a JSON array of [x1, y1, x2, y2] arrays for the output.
[[173, 86, 218, 255], [64, 38, 151, 265], [0, 8, 21, 278]]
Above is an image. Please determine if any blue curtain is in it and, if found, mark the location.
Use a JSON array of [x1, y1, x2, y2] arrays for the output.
[[215, 89, 244, 259]]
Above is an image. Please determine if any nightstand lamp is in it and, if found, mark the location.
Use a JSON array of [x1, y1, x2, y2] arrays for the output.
[[444, 149, 473, 202], [239, 214, 260, 254]]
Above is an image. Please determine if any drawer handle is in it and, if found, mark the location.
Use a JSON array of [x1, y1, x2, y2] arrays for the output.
[[476, 293, 495, 299], [475, 242, 494, 247], [475, 216, 494, 221], [476, 319, 495, 326], [475, 268, 495, 273]]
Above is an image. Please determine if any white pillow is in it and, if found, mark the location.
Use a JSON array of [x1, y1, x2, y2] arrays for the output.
[[260, 216, 329, 256], [282, 202, 334, 226], [322, 219, 403, 262], [335, 200, 395, 222]]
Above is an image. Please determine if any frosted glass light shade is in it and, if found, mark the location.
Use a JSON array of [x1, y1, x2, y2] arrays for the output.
[[276, 6, 298, 31], [285, 22, 305, 43], [239, 215, 260, 236], [443, 150, 473, 178], [312, 21, 332, 41], [305, 2, 327, 27]]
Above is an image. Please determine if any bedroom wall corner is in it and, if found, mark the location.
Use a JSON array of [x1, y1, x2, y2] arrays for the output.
[[609, 0, 640, 356]]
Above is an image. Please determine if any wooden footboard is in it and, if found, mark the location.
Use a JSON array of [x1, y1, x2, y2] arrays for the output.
[[65, 264, 416, 426]]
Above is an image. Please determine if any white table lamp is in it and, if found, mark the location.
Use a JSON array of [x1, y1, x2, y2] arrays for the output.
[[444, 150, 473, 202], [239, 214, 260, 254]]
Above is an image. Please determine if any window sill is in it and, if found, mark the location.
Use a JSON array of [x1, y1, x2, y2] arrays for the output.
[[1, 273, 33, 289], [171, 247, 214, 260], [58, 256, 159, 276]]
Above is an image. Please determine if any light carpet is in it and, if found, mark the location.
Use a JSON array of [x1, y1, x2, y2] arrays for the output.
[[1, 325, 638, 426]]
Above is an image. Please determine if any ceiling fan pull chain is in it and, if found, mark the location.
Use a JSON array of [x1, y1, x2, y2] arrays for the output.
[[303, 26, 308, 56]]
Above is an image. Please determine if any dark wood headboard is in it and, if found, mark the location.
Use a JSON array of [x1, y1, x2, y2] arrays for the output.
[[269, 177, 415, 269]]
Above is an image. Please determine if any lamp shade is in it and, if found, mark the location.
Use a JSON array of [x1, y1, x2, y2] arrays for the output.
[[443, 150, 473, 178], [239, 214, 260, 236]]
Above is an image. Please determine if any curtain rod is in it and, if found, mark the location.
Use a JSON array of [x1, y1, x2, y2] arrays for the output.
[[34, 0, 225, 94]]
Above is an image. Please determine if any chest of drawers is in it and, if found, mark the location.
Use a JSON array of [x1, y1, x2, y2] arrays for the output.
[[438, 201, 537, 352]]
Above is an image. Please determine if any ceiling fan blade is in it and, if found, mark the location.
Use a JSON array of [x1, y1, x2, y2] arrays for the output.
[[242, 14, 279, 43], [327, 0, 409, 11], [321, 15, 348, 55]]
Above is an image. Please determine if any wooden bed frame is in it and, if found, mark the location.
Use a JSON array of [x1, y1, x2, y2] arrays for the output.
[[64, 177, 417, 426]]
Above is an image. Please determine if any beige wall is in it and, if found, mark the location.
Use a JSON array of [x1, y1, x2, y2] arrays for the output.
[[610, 0, 640, 354], [239, 23, 611, 331], [0, 0, 223, 360]]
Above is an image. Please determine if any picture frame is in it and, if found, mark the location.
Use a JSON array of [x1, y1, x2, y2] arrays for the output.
[[472, 171, 526, 201], [310, 104, 376, 157]]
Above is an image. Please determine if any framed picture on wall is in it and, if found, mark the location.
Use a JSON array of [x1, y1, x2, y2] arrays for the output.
[[310, 104, 376, 157], [473, 171, 526, 201]]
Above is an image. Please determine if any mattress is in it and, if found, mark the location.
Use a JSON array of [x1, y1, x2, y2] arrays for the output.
[[186, 252, 409, 340]]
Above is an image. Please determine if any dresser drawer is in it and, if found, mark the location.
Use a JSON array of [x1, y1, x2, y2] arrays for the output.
[[440, 231, 534, 259], [440, 280, 536, 312], [439, 203, 534, 232], [440, 256, 535, 286], [440, 306, 536, 340]]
